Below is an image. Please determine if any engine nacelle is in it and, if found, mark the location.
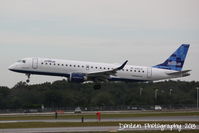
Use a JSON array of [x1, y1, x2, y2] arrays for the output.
[[69, 73, 87, 83]]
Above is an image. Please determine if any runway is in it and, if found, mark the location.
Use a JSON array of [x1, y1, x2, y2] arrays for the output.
[[0, 115, 198, 123], [1, 125, 199, 133]]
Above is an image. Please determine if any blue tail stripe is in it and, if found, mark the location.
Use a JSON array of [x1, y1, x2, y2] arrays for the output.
[[153, 44, 190, 71]]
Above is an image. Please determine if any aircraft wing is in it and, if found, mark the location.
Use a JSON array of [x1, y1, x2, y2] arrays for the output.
[[166, 70, 191, 77], [86, 60, 128, 82]]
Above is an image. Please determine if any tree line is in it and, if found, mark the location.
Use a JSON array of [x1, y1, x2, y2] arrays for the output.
[[0, 80, 198, 109]]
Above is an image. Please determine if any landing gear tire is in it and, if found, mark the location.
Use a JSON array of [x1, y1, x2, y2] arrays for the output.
[[25, 74, 30, 83], [94, 84, 101, 90]]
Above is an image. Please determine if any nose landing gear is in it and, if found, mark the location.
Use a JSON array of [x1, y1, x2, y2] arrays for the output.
[[26, 74, 30, 83]]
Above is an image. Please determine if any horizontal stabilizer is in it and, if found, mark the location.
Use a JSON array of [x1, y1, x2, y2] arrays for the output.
[[166, 70, 191, 77]]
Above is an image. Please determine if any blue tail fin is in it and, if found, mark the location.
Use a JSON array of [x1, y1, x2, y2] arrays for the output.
[[153, 44, 190, 71]]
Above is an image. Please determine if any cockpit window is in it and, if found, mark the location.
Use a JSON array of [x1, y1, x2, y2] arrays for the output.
[[17, 60, 26, 63]]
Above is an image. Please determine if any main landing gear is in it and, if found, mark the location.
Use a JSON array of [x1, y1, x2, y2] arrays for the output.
[[93, 84, 101, 90], [26, 74, 30, 83]]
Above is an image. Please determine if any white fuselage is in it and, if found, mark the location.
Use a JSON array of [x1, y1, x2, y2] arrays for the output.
[[8, 57, 178, 82]]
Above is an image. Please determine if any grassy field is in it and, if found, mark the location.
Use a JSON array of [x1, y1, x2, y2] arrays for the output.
[[0, 111, 198, 120]]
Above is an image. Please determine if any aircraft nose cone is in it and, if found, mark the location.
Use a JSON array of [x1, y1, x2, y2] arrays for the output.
[[8, 64, 16, 71]]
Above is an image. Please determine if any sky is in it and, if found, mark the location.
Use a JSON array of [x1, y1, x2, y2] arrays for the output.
[[0, 0, 199, 87]]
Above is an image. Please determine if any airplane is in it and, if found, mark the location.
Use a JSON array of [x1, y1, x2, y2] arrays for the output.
[[8, 44, 191, 89]]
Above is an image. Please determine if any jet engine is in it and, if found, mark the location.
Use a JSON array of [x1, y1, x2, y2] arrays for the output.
[[69, 73, 87, 83]]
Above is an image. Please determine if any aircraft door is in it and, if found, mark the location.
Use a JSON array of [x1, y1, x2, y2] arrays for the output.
[[32, 58, 38, 69], [147, 67, 152, 78]]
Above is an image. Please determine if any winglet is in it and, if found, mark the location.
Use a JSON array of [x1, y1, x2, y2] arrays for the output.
[[116, 60, 128, 70]]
